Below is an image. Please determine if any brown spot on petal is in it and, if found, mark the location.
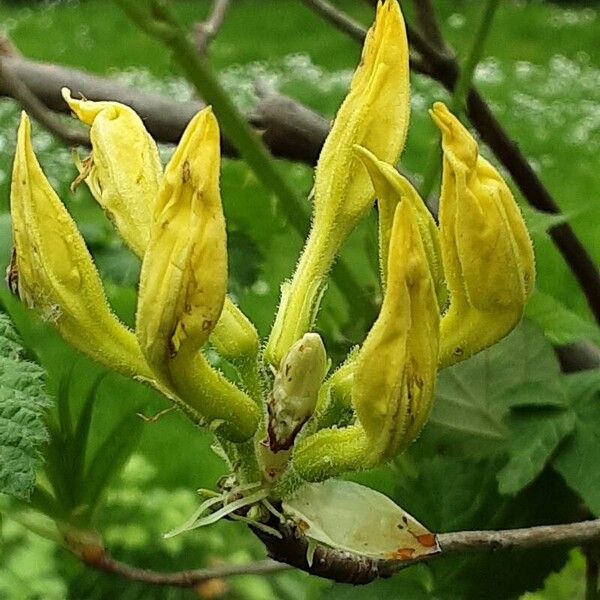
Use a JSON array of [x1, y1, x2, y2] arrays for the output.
[[5, 248, 19, 296], [297, 519, 310, 533], [182, 160, 191, 183], [416, 533, 437, 548], [390, 547, 415, 561]]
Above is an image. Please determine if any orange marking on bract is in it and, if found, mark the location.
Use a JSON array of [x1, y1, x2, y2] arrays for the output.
[[416, 533, 437, 547]]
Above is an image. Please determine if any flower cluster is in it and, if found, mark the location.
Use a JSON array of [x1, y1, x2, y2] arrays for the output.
[[8, 0, 534, 502]]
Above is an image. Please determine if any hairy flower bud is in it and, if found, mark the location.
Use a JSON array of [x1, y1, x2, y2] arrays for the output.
[[268, 333, 328, 451], [9, 112, 150, 379], [210, 298, 260, 362], [430, 102, 535, 368], [137, 107, 227, 369], [352, 200, 440, 460], [136, 106, 258, 442], [62, 88, 162, 258], [265, 0, 410, 366]]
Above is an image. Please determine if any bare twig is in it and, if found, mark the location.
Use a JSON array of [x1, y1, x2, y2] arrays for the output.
[[76, 519, 600, 587], [254, 518, 600, 584], [411, 0, 446, 50], [79, 550, 289, 588], [298, 0, 365, 43], [192, 0, 230, 55], [301, 0, 600, 325], [0, 51, 89, 147]]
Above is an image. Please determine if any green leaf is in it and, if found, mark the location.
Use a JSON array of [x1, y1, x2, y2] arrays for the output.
[[431, 321, 565, 439], [552, 369, 600, 515], [497, 408, 575, 495], [394, 455, 579, 600], [0, 312, 51, 500], [82, 412, 143, 514], [520, 205, 572, 238], [429, 321, 574, 494], [525, 289, 600, 346]]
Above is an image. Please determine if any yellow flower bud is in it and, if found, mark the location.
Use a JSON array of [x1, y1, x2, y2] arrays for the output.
[[353, 145, 447, 308], [268, 333, 328, 451], [352, 200, 440, 460], [430, 102, 535, 368], [136, 106, 258, 442], [210, 297, 260, 361], [312, 0, 410, 243], [137, 106, 227, 370], [62, 88, 162, 258], [265, 0, 410, 366], [9, 112, 150, 379]]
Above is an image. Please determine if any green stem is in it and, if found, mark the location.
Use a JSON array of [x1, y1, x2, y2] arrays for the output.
[[419, 0, 501, 200], [235, 356, 263, 405]]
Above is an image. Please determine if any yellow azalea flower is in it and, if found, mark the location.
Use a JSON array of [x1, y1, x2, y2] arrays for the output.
[[62, 88, 162, 258], [136, 106, 258, 442], [265, 0, 410, 367], [430, 102, 535, 368], [9, 112, 151, 379], [291, 200, 439, 481], [352, 200, 440, 460]]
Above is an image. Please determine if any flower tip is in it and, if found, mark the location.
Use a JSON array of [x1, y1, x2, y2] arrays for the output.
[[16, 111, 32, 151], [61, 88, 105, 125], [18, 110, 30, 131], [428, 101, 453, 135], [60, 87, 72, 103]]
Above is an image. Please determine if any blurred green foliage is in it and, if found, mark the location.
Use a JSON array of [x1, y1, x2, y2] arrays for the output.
[[0, 0, 599, 598]]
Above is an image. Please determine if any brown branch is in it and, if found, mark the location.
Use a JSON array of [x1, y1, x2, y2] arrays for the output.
[[300, 0, 600, 325], [0, 49, 89, 147], [0, 51, 331, 163], [78, 549, 289, 588], [192, 0, 230, 55], [411, 0, 446, 50], [298, 0, 365, 43], [76, 519, 600, 588], [255, 519, 600, 585]]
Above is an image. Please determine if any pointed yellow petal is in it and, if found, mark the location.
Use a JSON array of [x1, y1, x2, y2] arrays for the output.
[[137, 107, 227, 371], [62, 88, 162, 258], [354, 145, 447, 308], [135, 107, 258, 442], [265, 0, 410, 367], [313, 0, 410, 237], [430, 102, 535, 367], [352, 200, 440, 460], [10, 113, 150, 379]]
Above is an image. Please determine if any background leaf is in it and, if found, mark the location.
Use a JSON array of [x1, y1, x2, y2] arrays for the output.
[[427, 321, 575, 494], [0, 312, 51, 500], [552, 369, 600, 516], [525, 290, 600, 346]]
